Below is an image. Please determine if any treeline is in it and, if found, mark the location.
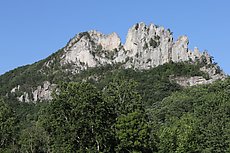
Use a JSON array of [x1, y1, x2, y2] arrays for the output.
[[0, 61, 208, 101], [0, 61, 229, 152], [1, 77, 230, 152], [1, 79, 153, 152]]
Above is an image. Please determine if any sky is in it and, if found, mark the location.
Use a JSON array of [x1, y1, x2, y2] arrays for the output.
[[0, 0, 229, 75]]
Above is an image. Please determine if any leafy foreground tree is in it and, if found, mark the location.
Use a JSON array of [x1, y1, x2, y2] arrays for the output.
[[0, 98, 17, 152], [153, 78, 230, 153], [39, 82, 116, 152], [38, 80, 155, 153], [18, 122, 49, 153], [102, 78, 143, 116], [115, 111, 153, 153], [158, 113, 200, 153], [103, 78, 156, 152]]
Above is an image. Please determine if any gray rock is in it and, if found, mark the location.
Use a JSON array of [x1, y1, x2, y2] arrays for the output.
[[17, 81, 56, 102], [11, 85, 20, 93], [17, 92, 30, 103], [32, 81, 57, 102], [171, 65, 226, 87], [59, 22, 217, 72], [16, 22, 227, 102], [172, 36, 189, 62]]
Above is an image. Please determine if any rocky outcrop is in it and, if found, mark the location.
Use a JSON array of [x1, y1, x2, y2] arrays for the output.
[[17, 92, 30, 103], [16, 81, 56, 102], [171, 65, 226, 87], [123, 23, 213, 69], [60, 31, 122, 72], [13, 22, 227, 102], [32, 81, 57, 102], [171, 76, 208, 87], [11, 85, 20, 93], [123, 23, 173, 69], [59, 22, 213, 72]]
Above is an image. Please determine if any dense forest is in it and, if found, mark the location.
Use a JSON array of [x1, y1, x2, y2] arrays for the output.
[[0, 62, 230, 152]]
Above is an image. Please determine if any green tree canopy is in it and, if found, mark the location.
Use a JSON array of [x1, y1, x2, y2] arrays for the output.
[[115, 111, 153, 153], [39, 82, 116, 152], [0, 98, 17, 152]]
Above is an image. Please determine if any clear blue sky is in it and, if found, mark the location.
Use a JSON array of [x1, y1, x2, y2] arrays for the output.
[[0, 0, 229, 75]]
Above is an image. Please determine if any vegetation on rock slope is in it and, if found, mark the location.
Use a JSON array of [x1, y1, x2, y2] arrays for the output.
[[0, 22, 228, 152], [0, 60, 229, 152]]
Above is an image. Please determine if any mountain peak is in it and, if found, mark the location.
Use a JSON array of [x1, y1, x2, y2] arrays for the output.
[[58, 22, 215, 72], [1, 22, 226, 102]]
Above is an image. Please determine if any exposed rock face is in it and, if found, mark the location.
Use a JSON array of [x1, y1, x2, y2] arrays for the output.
[[172, 36, 189, 62], [171, 76, 208, 87], [11, 85, 20, 93], [13, 22, 227, 102], [97, 32, 121, 50], [60, 22, 214, 71], [171, 75, 224, 87], [32, 81, 57, 102], [17, 92, 29, 103], [123, 23, 173, 69], [123, 23, 213, 69], [16, 81, 56, 102], [171, 65, 226, 87], [60, 31, 122, 72]]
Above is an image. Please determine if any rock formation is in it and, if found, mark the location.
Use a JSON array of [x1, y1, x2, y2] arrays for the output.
[[12, 22, 227, 102], [16, 81, 56, 103], [59, 22, 213, 71], [32, 81, 57, 102]]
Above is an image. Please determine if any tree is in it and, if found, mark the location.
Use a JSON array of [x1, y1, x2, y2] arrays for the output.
[[158, 114, 200, 153], [39, 82, 116, 152], [18, 122, 49, 153], [103, 78, 157, 152], [115, 111, 153, 153], [154, 78, 230, 152], [103, 78, 143, 116], [0, 98, 17, 151]]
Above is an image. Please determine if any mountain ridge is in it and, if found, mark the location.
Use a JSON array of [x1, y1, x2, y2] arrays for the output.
[[56, 22, 213, 71], [0, 22, 227, 103]]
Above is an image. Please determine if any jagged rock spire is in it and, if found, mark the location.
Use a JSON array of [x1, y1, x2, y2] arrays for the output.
[[14, 22, 227, 102], [60, 22, 213, 71]]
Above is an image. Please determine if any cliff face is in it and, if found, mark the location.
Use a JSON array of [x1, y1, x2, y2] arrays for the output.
[[58, 22, 212, 72], [7, 22, 227, 102], [123, 23, 212, 69], [60, 31, 122, 70]]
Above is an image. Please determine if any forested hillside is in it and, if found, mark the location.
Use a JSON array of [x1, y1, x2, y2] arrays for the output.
[[0, 22, 229, 152], [0, 62, 229, 152], [0, 23, 226, 103]]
